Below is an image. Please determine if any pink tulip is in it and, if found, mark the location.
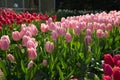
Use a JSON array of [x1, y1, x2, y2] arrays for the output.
[[103, 31, 108, 38], [7, 54, 15, 63], [86, 28, 92, 36], [65, 33, 72, 42], [28, 24, 38, 36], [43, 59, 48, 66], [27, 48, 37, 60], [45, 41, 54, 53], [96, 29, 104, 38], [24, 30, 32, 37], [12, 31, 21, 41], [22, 35, 30, 46], [106, 23, 112, 31], [0, 35, 10, 50], [51, 30, 58, 40], [84, 36, 92, 45], [26, 40, 36, 49], [27, 60, 34, 69], [40, 23, 48, 32]]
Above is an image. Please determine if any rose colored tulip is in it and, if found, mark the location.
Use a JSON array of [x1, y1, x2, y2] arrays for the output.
[[27, 48, 37, 60], [65, 33, 72, 42], [84, 35, 92, 45], [12, 31, 21, 41], [113, 67, 120, 80], [27, 60, 34, 69], [113, 54, 120, 66], [104, 54, 114, 67], [51, 30, 58, 40], [102, 76, 112, 80], [96, 29, 104, 38], [102, 63, 113, 76], [45, 41, 54, 53], [7, 54, 15, 63], [40, 23, 48, 32], [43, 59, 48, 66]]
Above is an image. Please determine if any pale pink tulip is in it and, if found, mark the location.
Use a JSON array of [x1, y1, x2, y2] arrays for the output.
[[96, 29, 104, 38], [27, 60, 34, 69], [45, 41, 54, 53], [51, 31, 58, 40], [26, 40, 36, 49], [40, 23, 48, 32], [28, 24, 38, 36], [27, 48, 37, 60], [106, 23, 112, 31], [65, 33, 72, 42], [103, 31, 108, 38], [22, 35, 30, 46], [12, 31, 21, 41], [0, 35, 10, 50], [84, 36, 92, 45]]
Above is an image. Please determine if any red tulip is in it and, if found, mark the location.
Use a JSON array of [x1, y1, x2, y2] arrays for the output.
[[113, 67, 120, 80], [104, 54, 114, 67], [102, 76, 111, 80], [102, 63, 113, 76]]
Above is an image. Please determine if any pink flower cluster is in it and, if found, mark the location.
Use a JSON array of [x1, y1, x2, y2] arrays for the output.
[[102, 54, 120, 80], [40, 11, 120, 46]]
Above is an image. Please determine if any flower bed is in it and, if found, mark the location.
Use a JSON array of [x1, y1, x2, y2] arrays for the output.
[[0, 8, 120, 80]]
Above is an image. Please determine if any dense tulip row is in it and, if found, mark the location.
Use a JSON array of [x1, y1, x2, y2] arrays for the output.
[[102, 54, 120, 80], [0, 9, 120, 80]]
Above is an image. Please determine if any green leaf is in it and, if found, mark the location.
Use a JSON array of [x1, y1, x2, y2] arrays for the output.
[[0, 60, 7, 77], [57, 65, 64, 80], [21, 60, 26, 73]]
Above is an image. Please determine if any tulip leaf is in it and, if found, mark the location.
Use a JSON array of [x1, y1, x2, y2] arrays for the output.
[[21, 60, 26, 73], [57, 65, 64, 80], [0, 60, 7, 77]]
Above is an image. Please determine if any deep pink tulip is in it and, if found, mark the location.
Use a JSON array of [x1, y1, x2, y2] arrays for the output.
[[102, 76, 112, 80], [45, 41, 54, 53], [113, 67, 120, 80], [113, 54, 120, 66]]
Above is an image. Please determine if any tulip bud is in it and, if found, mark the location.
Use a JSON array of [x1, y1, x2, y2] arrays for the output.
[[27, 60, 34, 69], [7, 54, 15, 63], [43, 59, 48, 66]]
